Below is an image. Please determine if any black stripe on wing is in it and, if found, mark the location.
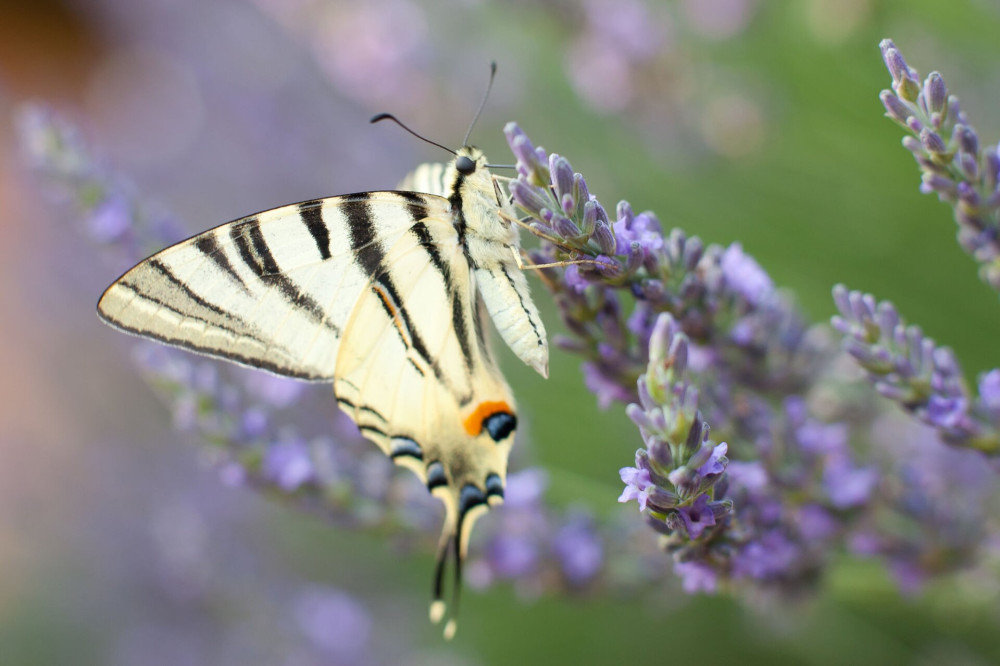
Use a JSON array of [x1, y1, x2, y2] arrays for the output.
[[194, 234, 250, 294], [299, 200, 332, 260], [146, 258, 236, 321], [228, 219, 340, 334], [410, 220, 473, 375], [344, 198, 445, 382], [500, 263, 545, 349]]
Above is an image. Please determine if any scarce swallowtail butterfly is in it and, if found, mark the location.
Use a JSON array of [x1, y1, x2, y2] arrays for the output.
[[97, 71, 548, 639]]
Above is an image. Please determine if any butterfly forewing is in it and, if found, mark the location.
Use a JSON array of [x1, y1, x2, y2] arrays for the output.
[[98, 192, 452, 380]]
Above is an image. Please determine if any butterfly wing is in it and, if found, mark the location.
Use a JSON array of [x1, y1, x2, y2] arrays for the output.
[[97, 192, 445, 380]]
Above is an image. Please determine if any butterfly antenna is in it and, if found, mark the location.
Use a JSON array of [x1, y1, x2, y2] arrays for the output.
[[462, 61, 497, 147], [371, 113, 457, 157]]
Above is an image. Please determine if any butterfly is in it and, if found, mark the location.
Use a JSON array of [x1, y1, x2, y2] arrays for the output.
[[97, 95, 549, 638]]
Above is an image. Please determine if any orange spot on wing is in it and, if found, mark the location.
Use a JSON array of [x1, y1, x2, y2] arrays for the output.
[[463, 401, 513, 436]]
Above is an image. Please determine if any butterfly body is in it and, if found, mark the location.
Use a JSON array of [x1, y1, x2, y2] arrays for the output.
[[97, 145, 548, 636]]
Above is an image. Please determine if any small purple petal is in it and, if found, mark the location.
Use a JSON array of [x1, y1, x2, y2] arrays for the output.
[[618, 466, 653, 511], [696, 442, 728, 478], [677, 494, 715, 539]]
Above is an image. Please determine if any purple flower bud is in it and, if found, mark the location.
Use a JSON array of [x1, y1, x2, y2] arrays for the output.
[[957, 182, 981, 208], [561, 193, 576, 216], [646, 486, 680, 512], [578, 200, 598, 236], [510, 180, 550, 217], [901, 135, 922, 155], [959, 152, 978, 181], [957, 124, 979, 156], [984, 148, 1000, 192], [684, 419, 705, 451], [592, 220, 617, 255], [574, 173, 590, 206], [880, 40, 913, 84], [553, 214, 582, 239], [880, 90, 911, 124], [923, 71, 947, 114], [920, 172, 956, 197], [550, 153, 574, 201], [625, 241, 644, 274], [824, 459, 879, 509], [906, 116, 925, 134], [648, 437, 673, 468], [919, 128, 947, 154], [504, 122, 547, 183], [626, 403, 654, 432], [617, 200, 635, 228]]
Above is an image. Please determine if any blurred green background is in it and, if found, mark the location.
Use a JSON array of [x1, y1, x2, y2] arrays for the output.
[[1, 0, 999, 664]]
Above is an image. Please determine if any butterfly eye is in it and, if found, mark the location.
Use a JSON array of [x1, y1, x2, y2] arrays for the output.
[[455, 156, 477, 175]]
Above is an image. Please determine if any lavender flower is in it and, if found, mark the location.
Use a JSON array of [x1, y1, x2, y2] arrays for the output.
[[877, 39, 1000, 291], [832, 284, 999, 454], [502, 120, 1000, 599], [15, 103, 182, 264]]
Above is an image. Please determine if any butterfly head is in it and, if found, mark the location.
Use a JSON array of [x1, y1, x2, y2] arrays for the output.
[[427, 399, 516, 639], [453, 145, 487, 176]]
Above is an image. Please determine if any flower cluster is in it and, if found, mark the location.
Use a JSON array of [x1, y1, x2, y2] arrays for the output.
[[506, 123, 883, 594], [878, 38, 1000, 291], [505, 105, 996, 596]]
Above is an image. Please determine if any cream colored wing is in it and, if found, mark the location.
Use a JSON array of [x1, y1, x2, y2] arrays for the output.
[[97, 192, 445, 380]]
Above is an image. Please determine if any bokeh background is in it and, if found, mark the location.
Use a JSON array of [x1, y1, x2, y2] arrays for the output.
[[2, 0, 1000, 664]]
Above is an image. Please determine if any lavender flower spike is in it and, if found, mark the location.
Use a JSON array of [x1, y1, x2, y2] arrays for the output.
[[877, 39, 1000, 292], [832, 284, 999, 455], [618, 313, 732, 542]]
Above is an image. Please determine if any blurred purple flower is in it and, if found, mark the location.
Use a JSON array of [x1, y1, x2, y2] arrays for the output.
[[263, 436, 315, 491], [552, 513, 604, 585], [721, 242, 773, 305], [823, 461, 879, 510], [674, 560, 718, 593], [293, 587, 372, 661]]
